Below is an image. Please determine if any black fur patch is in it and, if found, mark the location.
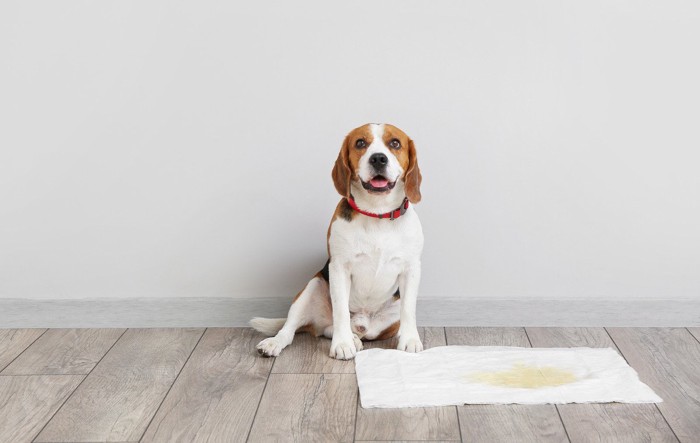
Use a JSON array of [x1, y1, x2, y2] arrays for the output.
[[338, 198, 354, 221], [319, 259, 330, 282]]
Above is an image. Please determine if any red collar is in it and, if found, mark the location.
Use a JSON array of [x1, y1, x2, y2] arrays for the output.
[[347, 197, 410, 220]]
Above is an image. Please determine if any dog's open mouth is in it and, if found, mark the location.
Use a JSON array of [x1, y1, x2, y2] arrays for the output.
[[361, 175, 396, 193]]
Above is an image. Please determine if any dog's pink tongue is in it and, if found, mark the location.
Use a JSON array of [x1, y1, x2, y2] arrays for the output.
[[370, 177, 389, 188]]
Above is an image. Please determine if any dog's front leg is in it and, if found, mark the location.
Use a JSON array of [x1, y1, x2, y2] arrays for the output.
[[328, 260, 357, 360], [397, 261, 423, 352]]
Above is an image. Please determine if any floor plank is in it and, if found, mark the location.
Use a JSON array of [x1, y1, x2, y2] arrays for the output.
[[445, 326, 531, 347], [687, 328, 700, 343], [526, 327, 677, 443], [460, 404, 570, 442], [526, 327, 615, 349], [446, 327, 569, 443], [0, 329, 46, 371], [607, 328, 700, 443], [248, 373, 357, 443], [355, 327, 461, 442], [0, 326, 694, 442], [34, 328, 204, 443], [2, 328, 125, 375], [271, 331, 356, 374], [140, 328, 273, 443], [0, 375, 83, 443]]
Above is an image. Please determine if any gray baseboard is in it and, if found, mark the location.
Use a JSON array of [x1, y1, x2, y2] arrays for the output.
[[1, 297, 698, 328]]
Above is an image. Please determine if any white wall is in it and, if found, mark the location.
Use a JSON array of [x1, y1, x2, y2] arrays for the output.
[[1, 0, 699, 302]]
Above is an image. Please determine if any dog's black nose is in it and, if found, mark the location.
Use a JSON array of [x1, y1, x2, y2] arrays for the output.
[[369, 153, 388, 169]]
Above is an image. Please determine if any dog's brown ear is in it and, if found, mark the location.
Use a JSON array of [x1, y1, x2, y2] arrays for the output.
[[332, 135, 352, 198], [405, 138, 422, 203]]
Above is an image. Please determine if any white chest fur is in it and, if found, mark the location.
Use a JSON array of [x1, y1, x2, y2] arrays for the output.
[[328, 207, 424, 313]]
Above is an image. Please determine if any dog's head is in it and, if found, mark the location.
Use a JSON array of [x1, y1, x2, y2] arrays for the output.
[[332, 123, 422, 203]]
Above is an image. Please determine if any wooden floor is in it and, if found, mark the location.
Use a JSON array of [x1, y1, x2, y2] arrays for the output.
[[1, 327, 699, 442]]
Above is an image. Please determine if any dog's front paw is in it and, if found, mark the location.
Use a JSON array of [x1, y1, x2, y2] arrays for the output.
[[330, 336, 357, 360], [256, 337, 285, 357], [353, 334, 364, 351], [397, 335, 423, 353]]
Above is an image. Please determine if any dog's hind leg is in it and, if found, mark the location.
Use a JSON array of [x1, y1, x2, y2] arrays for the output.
[[254, 275, 331, 357], [362, 297, 401, 341]]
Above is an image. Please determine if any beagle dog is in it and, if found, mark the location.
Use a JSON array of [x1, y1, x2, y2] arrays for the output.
[[250, 123, 423, 360]]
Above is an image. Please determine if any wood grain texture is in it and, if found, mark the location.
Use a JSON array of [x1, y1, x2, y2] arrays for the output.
[[0, 375, 83, 443], [560, 403, 676, 443], [447, 327, 569, 443], [445, 326, 530, 347], [688, 328, 700, 343], [607, 328, 700, 443], [0, 328, 46, 371], [140, 328, 273, 443], [526, 327, 677, 443], [526, 327, 616, 349], [34, 328, 204, 443], [356, 327, 461, 442], [1, 326, 694, 442], [2, 328, 125, 375], [459, 405, 569, 443], [271, 331, 356, 374], [248, 373, 357, 443]]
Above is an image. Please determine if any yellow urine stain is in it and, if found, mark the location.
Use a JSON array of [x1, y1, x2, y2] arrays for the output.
[[469, 363, 577, 389]]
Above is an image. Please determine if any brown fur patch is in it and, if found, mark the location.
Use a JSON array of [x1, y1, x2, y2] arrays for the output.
[[331, 124, 375, 198], [296, 323, 322, 336], [326, 224, 331, 257], [382, 124, 411, 173], [375, 320, 401, 340], [404, 138, 422, 203], [382, 124, 422, 203], [327, 198, 357, 255]]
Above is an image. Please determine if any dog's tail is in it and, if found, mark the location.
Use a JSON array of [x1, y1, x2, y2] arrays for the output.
[[249, 317, 286, 336]]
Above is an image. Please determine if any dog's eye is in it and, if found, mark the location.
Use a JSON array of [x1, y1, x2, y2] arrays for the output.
[[389, 139, 401, 149], [355, 139, 367, 149]]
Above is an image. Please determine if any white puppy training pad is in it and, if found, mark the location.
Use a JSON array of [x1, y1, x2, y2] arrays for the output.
[[355, 346, 662, 408]]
